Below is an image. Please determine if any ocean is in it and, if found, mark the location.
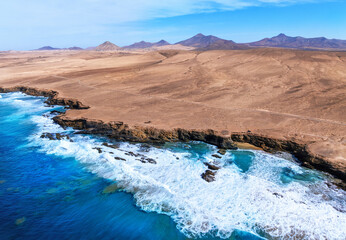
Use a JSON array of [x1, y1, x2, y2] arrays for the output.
[[0, 92, 345, 240]]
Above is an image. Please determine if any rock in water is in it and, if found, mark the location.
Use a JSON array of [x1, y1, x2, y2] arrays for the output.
[[217, 149, 226, 155], [201, 170, 216, 182], [204, 162, 221, 170]]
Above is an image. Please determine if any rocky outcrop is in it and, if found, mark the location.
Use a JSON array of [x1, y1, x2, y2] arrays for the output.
[[40, 132, 72, 141], [231, 133, 345, 182], [52, 116, 238, 149], [0, 86, 89, 109]]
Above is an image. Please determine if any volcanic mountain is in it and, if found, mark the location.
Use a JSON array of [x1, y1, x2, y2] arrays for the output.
[[94, 41, 120, 51], [124, 40, 170, 49], [35, 46, 84, 51], [176, 33, 222, 48], [67, 46, 83, 50], [36, 46, 61, 51], [176, 33, 249, 50], [248, 33, 346, 50]]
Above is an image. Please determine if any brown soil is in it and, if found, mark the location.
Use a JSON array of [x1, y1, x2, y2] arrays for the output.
[[0, 48, 345, 181]]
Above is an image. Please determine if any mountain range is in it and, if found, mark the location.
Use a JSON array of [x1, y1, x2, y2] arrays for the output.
[[176, 33, 249, 50], [124, 40, 170, 49], [35, 33, 346, 51], [249, 33, 346, 50], [36, 46, 83, 51]]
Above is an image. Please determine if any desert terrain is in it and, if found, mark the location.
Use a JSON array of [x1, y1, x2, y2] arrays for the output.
[[0, 48, 345, 178]]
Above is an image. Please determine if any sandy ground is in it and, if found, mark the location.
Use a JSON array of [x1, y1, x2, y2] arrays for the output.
[[0, 49, 345, 167]]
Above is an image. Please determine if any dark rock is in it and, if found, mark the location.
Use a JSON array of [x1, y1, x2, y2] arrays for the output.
[[217, 149, 226, 155], [55, 133, 63, 140], [201, 170, 216, 182], [40, 132, 71, 141], [137, 157, 157, 164], [212, 154, 222, 159], [93, 147, 102, 153], [125, 151, 140, 157], [114, 157, 126, 161], [50, 110, 64, 115], [140, 143, 151, 152], [102, 142, 119, 149], [204, 162, 221, 170], [40, 132, 55, 140], [273, 192, 283, 198]]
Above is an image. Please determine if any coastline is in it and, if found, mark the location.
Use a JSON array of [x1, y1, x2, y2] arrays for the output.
[[1, 86, 345, 184]]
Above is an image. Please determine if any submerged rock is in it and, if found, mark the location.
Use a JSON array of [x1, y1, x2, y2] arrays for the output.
[[15, 217, 26, 226], [102, 183, 120, 194]]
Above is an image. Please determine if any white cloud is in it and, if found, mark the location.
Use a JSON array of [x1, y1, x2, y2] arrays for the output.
[[0, 0, 323, 27], [0, 0, 329, 49]]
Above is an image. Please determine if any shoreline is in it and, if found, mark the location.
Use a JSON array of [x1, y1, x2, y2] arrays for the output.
[[1, 85, 345, 184]]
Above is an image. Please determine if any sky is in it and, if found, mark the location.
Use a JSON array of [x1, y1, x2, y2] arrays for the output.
[[0, 0, 345, 50]]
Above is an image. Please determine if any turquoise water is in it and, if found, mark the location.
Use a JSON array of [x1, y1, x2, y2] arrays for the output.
[[0, 92, 345, 240]]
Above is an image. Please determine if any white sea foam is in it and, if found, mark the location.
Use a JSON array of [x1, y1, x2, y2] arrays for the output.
[[3, 93, 345, 239], [26, 115, 346, 240]]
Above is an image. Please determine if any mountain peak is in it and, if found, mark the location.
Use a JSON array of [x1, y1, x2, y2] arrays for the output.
[[155, 40, 170, 46], [36, 46, 60, 50], [95, 41, 120, 51], [176, 33, 222, 48], [277, 33, 287, 38]]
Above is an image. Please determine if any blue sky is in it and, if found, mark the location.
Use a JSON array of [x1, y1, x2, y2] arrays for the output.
[[0, 0, 345, 50]]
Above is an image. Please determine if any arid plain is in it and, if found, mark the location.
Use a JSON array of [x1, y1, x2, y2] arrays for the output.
[[0, 48, 345, 178]]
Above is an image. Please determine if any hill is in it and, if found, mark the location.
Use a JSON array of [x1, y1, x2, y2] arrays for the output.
[[94, 41, 120, 51]]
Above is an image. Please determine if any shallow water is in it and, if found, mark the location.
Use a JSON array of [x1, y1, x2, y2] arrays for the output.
[[0, 92, 345, 240]]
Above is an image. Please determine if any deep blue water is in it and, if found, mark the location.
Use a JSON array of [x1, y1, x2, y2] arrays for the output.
[[0, 93, 345, 240], [0, 94, 188, 240]]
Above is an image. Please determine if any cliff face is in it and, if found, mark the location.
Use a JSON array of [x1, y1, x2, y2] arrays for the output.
[[1, 86, 345, 185], [0, 86, 89, 109]]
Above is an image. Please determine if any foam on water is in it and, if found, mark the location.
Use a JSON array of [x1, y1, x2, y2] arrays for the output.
[[2, 92, 346, 239]]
